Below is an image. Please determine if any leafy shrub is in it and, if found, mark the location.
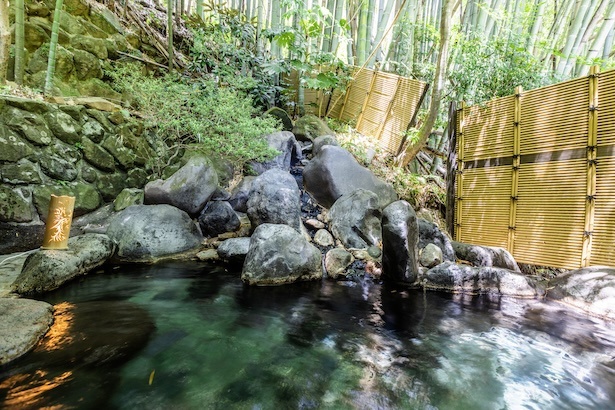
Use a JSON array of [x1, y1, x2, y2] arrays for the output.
[[108, 63, 280, 171]]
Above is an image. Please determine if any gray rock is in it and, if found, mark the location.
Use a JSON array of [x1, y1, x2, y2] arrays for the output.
[[11, 234, 115, 295], [3, 106, 53, 145], [81, 136, 116, 172], [420, 243, 443, 268], [314, 229, 334, 247], [247, 131, 302, 175], [144, 155, 218, 215], [303, 145, 397, 209], [0, 128, 34, 162], [420, 261, 540, 298], [292, 114, 334, 142], [39, 153, 78, 181], [96, 171, 128, 202], [217, 237, 251, 264], [264, 107, 293, 131], [418, 219, 455, 261], [71, 203, 115, 235], [106, 204, 202, 261], [325, 248, 354, 279], [0, 160, 42, 184], [382, 200, 419, 284], [228, 176, 255, 212], [44, 109, 81, 145], [0, 299, 53, 366], [102, 135, 136, 169], [547, 267, 615, 320], [247, 169, 301, 232], [312, 135, 339, 156], [242, 224, 323, 285], [196, 249, 220, 262], [113, 188, 144, 211], [452, 241, 520, 272], [327, 189, 382, 249], [82, 119, 106, 142], [198, 201, 240, 237]]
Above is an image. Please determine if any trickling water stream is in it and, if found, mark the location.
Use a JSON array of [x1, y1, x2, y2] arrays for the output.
[[1, 262, 614, 409]]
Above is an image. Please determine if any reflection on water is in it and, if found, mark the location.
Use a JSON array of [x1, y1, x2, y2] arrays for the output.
[[0, 262, 613, 409]]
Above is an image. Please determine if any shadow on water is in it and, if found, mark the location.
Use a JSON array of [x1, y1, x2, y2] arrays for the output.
[[0, 261, 614, 409]]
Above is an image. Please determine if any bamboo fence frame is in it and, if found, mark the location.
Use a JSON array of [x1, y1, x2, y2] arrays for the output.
[[455, 67, 615, 269], [285, 68, 428, 154]]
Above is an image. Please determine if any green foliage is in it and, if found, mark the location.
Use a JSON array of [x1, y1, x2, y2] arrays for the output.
[[187, 2, 285, 109], [107, 63, 280, 171], [448, 33, 559, 104]]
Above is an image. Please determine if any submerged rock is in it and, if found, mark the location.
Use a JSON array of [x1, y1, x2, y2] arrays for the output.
[[547, 266, 615, 320], [303, 145, 397, 209], [452, 241, 520, 272], [242, 224, 322, 285], [11, 233, 115, 295], [420, 261, 540, 298], [382, 200, 419, 284], [106, 204, 202, 262], [0, 298, 53, 365]]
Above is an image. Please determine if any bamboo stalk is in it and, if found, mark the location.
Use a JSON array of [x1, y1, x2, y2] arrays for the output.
[[455, 101, 466, 241], [507, 86, 522, 254], [582, 66, 599, 267]]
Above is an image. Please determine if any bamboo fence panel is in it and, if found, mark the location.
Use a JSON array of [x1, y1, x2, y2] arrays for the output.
[[455, 67, 615, 269], [288, 67, 428, 154]]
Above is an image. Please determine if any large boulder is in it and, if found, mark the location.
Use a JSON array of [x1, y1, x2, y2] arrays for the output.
[[0, 299, 53, 365], [242, 224, 323, 285], [420, 262, 540, 298], [247, 169, 302, 232], [247, 131, 302, 175], [382, 200, 419, 284], [106, 204, 202, 262], [418, 219, 455, 261], [292, 114, 334, 142], [327, 189, 382, 249], [144, 155, 219, 215], [11, 234, 115, 295], [198, 201, 240, 237], [312, 135, 339, 156], [452, 241, 520, 272], [228, 176, 255, 212], [303, 145, 397, 209], [547, 267, 615, 320]]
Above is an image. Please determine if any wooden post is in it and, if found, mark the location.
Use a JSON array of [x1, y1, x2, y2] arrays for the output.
[[375, 75, 402, 142], [508, 86, 522, 254], [446, 101, 458, 236], [356, 67, 379, 131], [582, 66, 599, 267], [337, 71, 354, 121], [455, 101, 466, 241]]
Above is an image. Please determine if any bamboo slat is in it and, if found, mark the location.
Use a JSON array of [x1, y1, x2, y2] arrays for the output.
[[597, 70, 615, 146]]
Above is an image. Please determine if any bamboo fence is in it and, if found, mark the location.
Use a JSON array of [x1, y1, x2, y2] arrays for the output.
[[454, 67, 615, 269], [286, 67, 428, 154]]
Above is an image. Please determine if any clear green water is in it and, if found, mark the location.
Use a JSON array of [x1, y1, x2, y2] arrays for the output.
[[1, 261, 614, 409]]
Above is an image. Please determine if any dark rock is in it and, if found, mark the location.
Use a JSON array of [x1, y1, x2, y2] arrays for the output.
[[217, 237, 251, 265], [59, 105, 85, 122], [126, 168, 148, 188], [45, 109, 81, 145], [264, 107, 293, 131], [420, 261, 540, 298], [547, 267, 615, 320], [242, 224, 323, 285], [81, 136, 115, 171], [247, 131, 302, 175], [0, 186, 33, 222], [0, 127, 34, 162], [11, 234, 115, 295], [39, 153, 78, 181], [0, 222, 46, 253], [113, 188, 144, 211], [198, 201, 240, 237], [228, 176, 256, 212], [71, 203, 115, 235], [327, 189, 382, 249], [106, 205, 202, 262], [418, 219, 455, 261], [4, 96, 50, 114], [3, 106, 53, 145], [247, 169, 302, 232], [312, 135, 339, 156], [81, 119, 106, 142], [292, 114, 334, 142], [382, 200, 419, 284], [144, 155, 218, 215], [452, 241, 520, 272], [325, 248, 354, 279], [303, 145, 397, 209], [0, 299, 53, 366], [96, 171, 129, 202], [101, 135, 136, 169]]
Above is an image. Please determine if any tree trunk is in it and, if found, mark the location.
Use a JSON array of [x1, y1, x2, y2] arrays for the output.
[[256, 0, 264, 57], [356, 0, 369, 64], [168, 0, 174, 72], [44, 0, 65, 95], [0, 0, 10, 84], [14, 0, 25, 84], [196, 0, 203, 18], [398, 0, 452, 167]]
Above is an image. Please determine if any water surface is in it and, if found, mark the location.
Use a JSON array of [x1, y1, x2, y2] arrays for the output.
[[1, 262, 614, 409]]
